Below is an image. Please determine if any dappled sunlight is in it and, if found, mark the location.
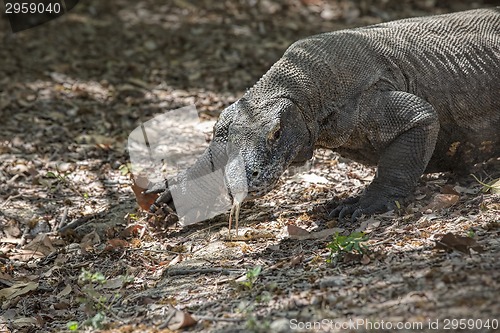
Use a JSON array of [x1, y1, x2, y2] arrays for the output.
[[0, 1, 499, 332]]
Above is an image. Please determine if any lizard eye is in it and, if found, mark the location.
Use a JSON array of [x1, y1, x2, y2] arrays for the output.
[[273, 129, 281, 140], [268, 125, 281, 144]]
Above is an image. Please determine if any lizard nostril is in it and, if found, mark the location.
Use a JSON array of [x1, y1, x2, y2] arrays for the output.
[[251, 170, 260, 178]]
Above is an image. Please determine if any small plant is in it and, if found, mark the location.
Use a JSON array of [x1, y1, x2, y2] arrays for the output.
[[69, 269, 131, 330], [471, 174, 500, 194], [118, 163, 132, 176], [66, 321, 79, 331], [239, 265, 262, 289], [327, 232, 369, 263]]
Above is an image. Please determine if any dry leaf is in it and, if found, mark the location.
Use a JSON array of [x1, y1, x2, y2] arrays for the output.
[[287, 225, 311, 237], [360, 254, 371, 265], [434, 233, 485, 255], [80, 231, 101, 252], [101, 276, 130, 289], [289, 254, 304, 267], [53, 302, 70, 310], [122, 224, 144, 238], [13, 317, 38, 328], [240, 229, 275, 241], [424, 194, 459, 211], [24, 234, 55, 257], [8, 249, 46, 261], [57, 284, 72, 297], [168, 254, 184, 267], [4, 223, 21, 238], [104, 239, 129, 251], [163, 305, 197, 330], [0, 281, 38, 300], [297, 173, 330, 184], [288, 226, 344, 240], [0, 272, 13, 286], [343, 252, 363, 264], [355, 217, 381, 233], [440, 184, 460, 196], [131, 176, 158, 211]]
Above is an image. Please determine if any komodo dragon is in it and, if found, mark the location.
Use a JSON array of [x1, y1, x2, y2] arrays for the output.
[[148, 8, 500, 223]]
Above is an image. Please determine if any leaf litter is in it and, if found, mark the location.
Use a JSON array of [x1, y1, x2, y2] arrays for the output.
[[0, 0, 499, 332]]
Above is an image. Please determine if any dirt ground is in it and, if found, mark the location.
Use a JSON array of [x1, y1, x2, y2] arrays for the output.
[[1, 1, 499, 332]]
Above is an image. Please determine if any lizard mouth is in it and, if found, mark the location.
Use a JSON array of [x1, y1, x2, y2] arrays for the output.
[[246, 179, 280, 199]]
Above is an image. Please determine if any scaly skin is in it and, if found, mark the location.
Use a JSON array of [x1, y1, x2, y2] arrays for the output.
[[149, 8, 500, 222]]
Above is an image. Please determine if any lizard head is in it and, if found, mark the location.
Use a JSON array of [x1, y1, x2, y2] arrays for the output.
[[223, 97, 312, 199]]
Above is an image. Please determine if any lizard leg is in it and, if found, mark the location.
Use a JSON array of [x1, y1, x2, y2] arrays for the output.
[[330, 91, 440, 222]]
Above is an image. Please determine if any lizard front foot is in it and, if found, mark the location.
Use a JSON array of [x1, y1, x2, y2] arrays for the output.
[[329, 194, 399, 222], [144, 180, 176, 214]]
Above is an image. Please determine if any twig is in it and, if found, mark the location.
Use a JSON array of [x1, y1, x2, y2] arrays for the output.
[[18, 226, 30, 247], [158, 309, 177, 330], [58, 209, 107, 233], [127, 247, 184, 255], [164, 268, 242, 276], [194, 315, 244, 322], [0, 193, 22, 208], [57, 207, 69, 230]]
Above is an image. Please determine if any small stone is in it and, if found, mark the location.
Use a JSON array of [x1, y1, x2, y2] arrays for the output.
[[144, 40, 157, 51], [270, 318, 291, 333], [319, 276, 345, 288]]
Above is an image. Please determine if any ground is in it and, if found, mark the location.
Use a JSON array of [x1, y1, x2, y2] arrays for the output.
[[0, 1, 499, 332]]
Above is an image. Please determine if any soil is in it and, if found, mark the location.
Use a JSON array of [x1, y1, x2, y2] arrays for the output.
[[0, 1, 499, 332]]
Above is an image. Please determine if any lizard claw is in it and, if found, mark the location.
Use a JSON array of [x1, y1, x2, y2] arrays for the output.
[[329, 194, 398, 222], [328, 196, 361, 221], [331, 202, 364, 223], [144, 179, 177, 214], [149, 189, 175, 213]]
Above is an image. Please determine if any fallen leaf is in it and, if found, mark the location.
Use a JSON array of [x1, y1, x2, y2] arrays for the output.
[[101, 276, 131, 289], [8, 249, 46, 261], [355, 217, 381, 233], [121, 224, 144, 238], [104, 239, 129, 251], [4, 223, 21, 237], [440, 184, 460, 196], [24, 234, 55, 256], [453, 185, 478, 195], [424, 194, 459, 211], [0, 281, 38, 300], [297, 173, 330, 184], [360, 254, 371, 265], [13, 317, 38, 328], [287, 225, 310, 237], [53, 302, 70, 310], [80, 231, 101, 252], [163, 305, 197, 329], [168, 254, 184, 267], [434, 233, 485, 255], [289, 254, 304, 267], [0, 272, 13, 286], [131, 175, 158, 211], [288, 226, 344, 240], [57, 284, 72, 297], [343, 252, 363, 264]]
